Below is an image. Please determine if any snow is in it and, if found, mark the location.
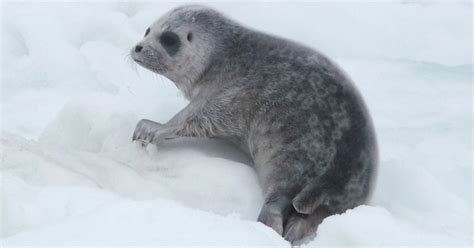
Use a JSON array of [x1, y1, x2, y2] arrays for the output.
[[1, 1, 472, 247]]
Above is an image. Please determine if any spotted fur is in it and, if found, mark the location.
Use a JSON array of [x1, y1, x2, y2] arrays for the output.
[[131, 5, 378, 244]]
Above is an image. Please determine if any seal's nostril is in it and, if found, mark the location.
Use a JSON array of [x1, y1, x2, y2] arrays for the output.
[[135, 45, 143, 53]]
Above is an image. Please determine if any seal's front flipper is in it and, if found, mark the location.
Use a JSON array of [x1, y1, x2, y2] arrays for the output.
[[132, 119, 164, 146]]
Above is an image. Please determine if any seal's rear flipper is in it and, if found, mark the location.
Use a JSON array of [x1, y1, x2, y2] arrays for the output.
[[292, 184, 326, 215], [283, 206, 332, 244], [257, 195, 292, 235]]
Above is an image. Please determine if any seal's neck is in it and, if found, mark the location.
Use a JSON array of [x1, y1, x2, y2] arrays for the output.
[[165, 66, 203, 100], [168, 76, 201, 101], [170, 58, 220, 101]]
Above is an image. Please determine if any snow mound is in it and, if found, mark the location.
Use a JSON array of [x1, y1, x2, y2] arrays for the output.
[[4, 189, 284, 246]]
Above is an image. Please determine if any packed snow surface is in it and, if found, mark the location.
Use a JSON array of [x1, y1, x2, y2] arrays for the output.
[[1, 1, 472, 247]]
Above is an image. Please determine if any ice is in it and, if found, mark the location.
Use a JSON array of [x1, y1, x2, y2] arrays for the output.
[[1, 1, 472, 247]]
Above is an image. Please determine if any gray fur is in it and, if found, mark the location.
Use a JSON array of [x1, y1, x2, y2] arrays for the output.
[[131, 5, 378, 244]]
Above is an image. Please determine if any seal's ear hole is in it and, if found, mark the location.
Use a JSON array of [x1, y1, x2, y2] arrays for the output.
[[187, 32, 193, 42]]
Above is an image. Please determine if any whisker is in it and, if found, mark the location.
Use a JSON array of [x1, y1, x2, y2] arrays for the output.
[[124, 52, 139, 74]]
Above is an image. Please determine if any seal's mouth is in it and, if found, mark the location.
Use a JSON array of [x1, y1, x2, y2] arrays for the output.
[[133, 58, 151, 69], [132, 57, 166, 74], [133, 58, 145, 65]]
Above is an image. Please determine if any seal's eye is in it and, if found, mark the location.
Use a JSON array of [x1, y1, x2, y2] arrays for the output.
[[187, 32, 193, 42], [144, 28, 150, 37], [159, 31, 181, 56], [160, 32, 179, 47]]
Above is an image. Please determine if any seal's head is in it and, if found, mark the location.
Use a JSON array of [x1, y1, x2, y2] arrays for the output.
[[131, 5, 234, 98]]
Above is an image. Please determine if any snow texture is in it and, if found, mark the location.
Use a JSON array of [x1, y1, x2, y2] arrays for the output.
[[1, 1, 472, 247]]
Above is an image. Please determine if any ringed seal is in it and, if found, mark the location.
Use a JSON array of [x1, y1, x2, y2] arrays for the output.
[[131, 5, 378, 244]]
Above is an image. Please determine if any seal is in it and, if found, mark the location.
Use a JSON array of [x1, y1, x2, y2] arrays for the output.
[[131, 5, 378, 244]]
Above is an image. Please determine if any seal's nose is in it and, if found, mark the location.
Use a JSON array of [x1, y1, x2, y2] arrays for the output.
[[135, 45, 143, 53]]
